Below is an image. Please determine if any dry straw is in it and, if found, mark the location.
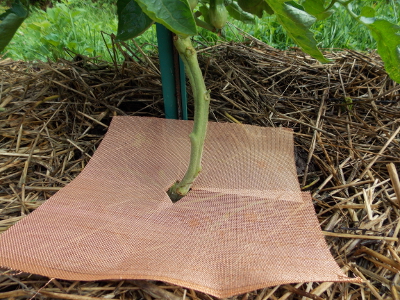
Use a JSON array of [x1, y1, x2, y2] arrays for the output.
[[0, 37, 399, 299]]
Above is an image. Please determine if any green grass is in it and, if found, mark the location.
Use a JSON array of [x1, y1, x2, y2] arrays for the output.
[[2, 0, 399, 62], [2, 0, 157, 62]]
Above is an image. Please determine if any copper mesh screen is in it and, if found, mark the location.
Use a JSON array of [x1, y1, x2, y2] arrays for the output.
[[0, 116, 359, 297]]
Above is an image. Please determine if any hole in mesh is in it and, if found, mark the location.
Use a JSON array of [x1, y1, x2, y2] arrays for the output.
[[166, 183, 192, 203]]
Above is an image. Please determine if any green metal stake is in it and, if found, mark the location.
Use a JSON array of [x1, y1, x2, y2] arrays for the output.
[[156, 23, 188, 120]]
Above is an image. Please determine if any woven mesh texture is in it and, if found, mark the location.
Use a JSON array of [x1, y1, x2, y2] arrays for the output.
[[0, 116, 359, 297]]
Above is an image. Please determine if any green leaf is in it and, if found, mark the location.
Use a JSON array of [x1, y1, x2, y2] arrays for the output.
[[237, 0, 273, 18], [67, 41, 77, 49], [266, 1, 330, 63], [41, 33, 61, 47], [359, 18, 400, 83], [0, 5, 8, 15], [300, 0, 333, 20], [28, 22, 41, 31], [0, 1, 27, 21], [226, 1, 255, 23], [360, 6, 375, 18], [116, 0, 154, 41], [135, 0, 197, 36], [0, 1, 29, 52], [199, 5, 210, 24], [28, 20, 51, 32]]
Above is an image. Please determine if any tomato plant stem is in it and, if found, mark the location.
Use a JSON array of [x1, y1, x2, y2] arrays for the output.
[[168, 35, 210, 202]]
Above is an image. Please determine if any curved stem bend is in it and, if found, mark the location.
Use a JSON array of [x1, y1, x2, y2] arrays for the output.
[[168, 35, 210, 202]]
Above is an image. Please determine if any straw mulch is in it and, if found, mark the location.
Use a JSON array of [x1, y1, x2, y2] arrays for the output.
[[0, 36, 399, 300]]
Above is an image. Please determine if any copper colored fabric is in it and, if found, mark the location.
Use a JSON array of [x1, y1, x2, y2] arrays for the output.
[[0, 116, 358, 297]]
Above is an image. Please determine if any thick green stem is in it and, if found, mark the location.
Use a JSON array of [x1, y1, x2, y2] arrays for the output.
[[168, 35, 210, 202]]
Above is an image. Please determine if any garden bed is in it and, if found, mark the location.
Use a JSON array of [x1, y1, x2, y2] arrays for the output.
[[0, 39, 399, 299]]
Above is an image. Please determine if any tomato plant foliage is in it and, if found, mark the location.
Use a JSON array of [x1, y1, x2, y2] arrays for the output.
[[114, 0, 400, 82], [0, 0, 28, 53], [1, 1, 399, 80], [1, 0, 399, 81], [116, 0, 154, 40]]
